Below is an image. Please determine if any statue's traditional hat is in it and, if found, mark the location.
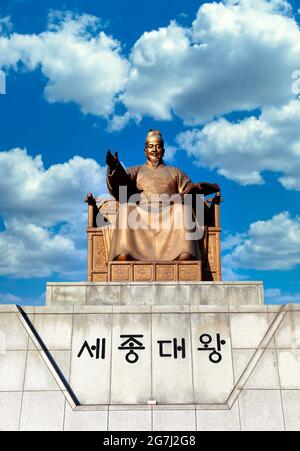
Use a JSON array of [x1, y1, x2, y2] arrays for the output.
[[145, 129, 164, 143]]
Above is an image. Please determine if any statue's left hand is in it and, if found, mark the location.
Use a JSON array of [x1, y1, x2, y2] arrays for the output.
[[106, 149, 119, 170], [84, 192, 96, 205]]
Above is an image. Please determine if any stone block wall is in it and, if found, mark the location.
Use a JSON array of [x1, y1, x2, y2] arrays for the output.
[[1, 297, 300, 431]]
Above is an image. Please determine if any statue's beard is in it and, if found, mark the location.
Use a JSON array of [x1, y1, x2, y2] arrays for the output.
[[151, 158, 160, 168], [147, 156, 162, 168]]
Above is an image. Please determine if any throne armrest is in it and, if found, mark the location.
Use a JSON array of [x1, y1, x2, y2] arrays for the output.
[[85, 193, 119, 228], [203, 192, 222, 228], [84, 193, 98, 228]]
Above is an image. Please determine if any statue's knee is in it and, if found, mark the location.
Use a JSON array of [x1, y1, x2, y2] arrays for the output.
[[177, 252, 194, 261], [115, 253, 132, 261]]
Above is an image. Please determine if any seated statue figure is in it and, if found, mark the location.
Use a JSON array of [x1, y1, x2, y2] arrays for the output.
[[105, 129, 220, 263]]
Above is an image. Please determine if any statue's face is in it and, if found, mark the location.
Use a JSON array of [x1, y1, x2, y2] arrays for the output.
[[145, 139, 164, 166]]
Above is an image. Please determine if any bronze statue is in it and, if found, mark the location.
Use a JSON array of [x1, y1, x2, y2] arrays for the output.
[[105, 130, 220, 263]]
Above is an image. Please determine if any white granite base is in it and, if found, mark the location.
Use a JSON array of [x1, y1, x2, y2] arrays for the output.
[[1, 302, 300, 430], [46, 281, 264, 306]]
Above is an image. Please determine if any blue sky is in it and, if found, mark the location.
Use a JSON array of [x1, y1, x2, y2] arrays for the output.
[[0, 0, 300, 305]]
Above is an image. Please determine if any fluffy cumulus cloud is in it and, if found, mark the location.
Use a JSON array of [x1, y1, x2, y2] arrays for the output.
[[0, 219, 84, 278], [120, 0, 300, 126], [176, 100, 300, 189], [1, 1, 300, 127], [223, 212, 300, 271], [1, 1, 299, 189], [0, 10, 129, 117], [120, 23, 191, 124], [166, 0, 300, 191], [0, 148, 106, 278], [0, 148, 105, 225]]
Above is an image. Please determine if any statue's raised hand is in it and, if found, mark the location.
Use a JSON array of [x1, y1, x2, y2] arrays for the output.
[[106, 149, 119, 170]]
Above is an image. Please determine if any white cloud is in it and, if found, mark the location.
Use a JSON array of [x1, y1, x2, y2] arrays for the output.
[[221, 265, 248, 281], [1, 1, 300, 128], [0, 16, 12, 35], [265, 288, 300, 304], [107, 111, 139, 132], [0, 219, 85, 278], [0, 147, 105, 226], [173, 1, 300, 191], [120, 0, 300, 126], [176, 100, 300, 189], [0, 292, 23, 303], [121, 22, 191, 122], [223, 212, 300, 270], [222, 233, 246, 251], [164, 144, 178, 163], [0, 148, 106, 278], [0, 291, 45, 305], [0, 11, 129, 117]]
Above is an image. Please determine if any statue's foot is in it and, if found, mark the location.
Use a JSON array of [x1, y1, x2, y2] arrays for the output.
[[115, 253, 133, 261], [177, 252, 195, 261]]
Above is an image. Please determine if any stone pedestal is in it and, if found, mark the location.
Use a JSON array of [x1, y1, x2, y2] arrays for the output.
[[46, 281, 264, 306], [1, 281, 300, 430]]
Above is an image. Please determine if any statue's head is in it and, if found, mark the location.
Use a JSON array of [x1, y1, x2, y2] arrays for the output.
[[144, 129, 165, 168]]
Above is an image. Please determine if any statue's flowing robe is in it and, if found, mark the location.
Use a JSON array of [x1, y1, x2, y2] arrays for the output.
[[105, 162, 203, 262]]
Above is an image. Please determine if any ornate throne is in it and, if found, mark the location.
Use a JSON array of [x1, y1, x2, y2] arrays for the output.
[[85, 193, 222, 282]]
